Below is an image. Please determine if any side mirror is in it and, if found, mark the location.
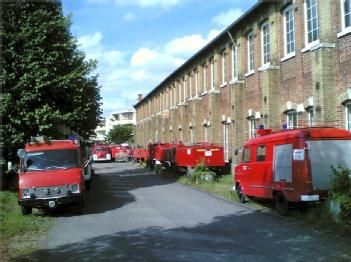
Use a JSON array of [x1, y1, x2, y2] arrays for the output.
[[17, 149, 27, 159]]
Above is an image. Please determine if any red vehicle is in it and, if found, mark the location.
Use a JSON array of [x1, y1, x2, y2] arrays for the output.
[[109, 144, 127, 162], [92, 145, 111, 162], [16, 139, 88, 215], [132, 148, 148, 162], [234, 127, 351, 215], [175, 143, 225, 169], [147, 143, 175, 172]]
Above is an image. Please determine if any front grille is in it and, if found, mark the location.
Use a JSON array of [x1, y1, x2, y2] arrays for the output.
[[29, 185, 71, 199]]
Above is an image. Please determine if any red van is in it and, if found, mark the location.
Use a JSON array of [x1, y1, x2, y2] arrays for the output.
[[234, 127, 351, 215], [16, 139, 88, 215], [92, 145, 111, 162]]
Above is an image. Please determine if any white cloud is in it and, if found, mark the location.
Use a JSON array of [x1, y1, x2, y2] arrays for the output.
[[212, 8, 243, 28], [123, 12, 137, 21]]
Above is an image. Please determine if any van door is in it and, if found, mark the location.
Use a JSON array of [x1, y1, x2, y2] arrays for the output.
[[273, 144, 292, 182]]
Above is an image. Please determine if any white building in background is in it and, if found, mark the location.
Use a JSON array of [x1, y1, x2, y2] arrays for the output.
[[94, 109, 136, 141]]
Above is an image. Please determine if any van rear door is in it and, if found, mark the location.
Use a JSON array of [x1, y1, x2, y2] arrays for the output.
[[273, 144, 293, 183]]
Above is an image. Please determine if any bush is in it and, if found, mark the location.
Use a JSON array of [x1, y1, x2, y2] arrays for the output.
[[330, 165, 351, 222], [190, 163, 216, 184]]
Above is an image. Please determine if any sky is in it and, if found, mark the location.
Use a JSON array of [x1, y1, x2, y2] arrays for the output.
[[61, 0, 257, 117]]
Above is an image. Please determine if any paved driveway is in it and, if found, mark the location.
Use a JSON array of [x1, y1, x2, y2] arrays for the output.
[[18, 162, 351, 261]]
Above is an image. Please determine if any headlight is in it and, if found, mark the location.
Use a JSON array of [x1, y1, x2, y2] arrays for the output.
[[22, 189, 30, 198], [71, 184, 80, 193], [93, 154, 97, 160], [107, 154, 111, 160]]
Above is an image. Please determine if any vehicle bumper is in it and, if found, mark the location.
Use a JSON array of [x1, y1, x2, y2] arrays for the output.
[[18, 194, 82, 208], [300, 195, 320, 201]]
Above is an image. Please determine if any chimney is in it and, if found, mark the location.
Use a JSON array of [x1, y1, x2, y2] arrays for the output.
[[137, 94, 143, 102]]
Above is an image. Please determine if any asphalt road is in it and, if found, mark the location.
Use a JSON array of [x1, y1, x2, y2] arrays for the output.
[[19, 162, 351, 262]]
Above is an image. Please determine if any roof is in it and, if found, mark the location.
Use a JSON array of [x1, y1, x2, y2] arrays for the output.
[[244, 128, 351, 146], [134, 0, 264, 108], [25, 140, 79, 152]]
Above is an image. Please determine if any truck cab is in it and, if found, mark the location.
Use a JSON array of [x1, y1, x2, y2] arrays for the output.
[[17, 139, 87, 215]]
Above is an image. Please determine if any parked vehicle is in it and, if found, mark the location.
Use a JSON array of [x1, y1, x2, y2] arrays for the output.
[[15, 138, 89, 215], [92, 145, 111, 162], [234, 127, 351, 215], [132, 148, 148, 162]]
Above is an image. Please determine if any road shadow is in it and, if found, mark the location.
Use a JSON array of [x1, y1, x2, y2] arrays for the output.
[[14, 210, 351, 262], [29, 163, 177, 217]]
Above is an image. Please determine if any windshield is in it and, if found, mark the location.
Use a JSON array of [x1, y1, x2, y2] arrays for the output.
[[24, 149, 80, 172]]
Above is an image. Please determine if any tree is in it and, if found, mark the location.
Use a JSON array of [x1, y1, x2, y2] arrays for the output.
[[108, 125, 133, 144], [1, 1, 102, 168]]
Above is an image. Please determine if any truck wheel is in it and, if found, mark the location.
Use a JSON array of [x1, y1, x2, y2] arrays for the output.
[[85, 180, 91, 190], [237, 184, 246, 203], [274, 192, 288, 216], [21, 206, 32, 215]]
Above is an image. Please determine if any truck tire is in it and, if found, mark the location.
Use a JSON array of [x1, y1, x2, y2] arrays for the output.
[[274, 192, 288, 216], [85, 179, 91, 190], [237, 184, 246, 203], [21, 206, 32, 215]]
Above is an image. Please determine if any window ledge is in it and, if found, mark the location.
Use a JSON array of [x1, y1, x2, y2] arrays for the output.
[[281, 52, 296, 62], [245, 70, 255, 77], [201, 91, 208, 96], [301, 40, 320, 53], [220, 82, 227, 88], [208, 89, 220, 94], [337, 27, 351, 38]]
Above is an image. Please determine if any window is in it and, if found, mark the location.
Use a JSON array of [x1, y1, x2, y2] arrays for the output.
[[179, 83, 182, 104], [243, 147, 251, 163], [223, 124, 229, 162], [221, 50, 227, 85], [346, 102, 351, 131], [247, 31, 254, 72], [248, 117, 256, 139], [341, 0, 351, 31], [183, 79, 186, 102], [284, 5, 295, 56], [307, 107, 314, 127], [287, 110, 298, 129], [189, 74, 192, 98], [195, 70, 199, 97], [204, 126, 209, 142], [190, 128, 194, 143], [261, 22, 270, 65], [304, 0, 319, 46], [231, 44, 238, 80], [203, 64, 208, 92], [256, 145, 266, 162], [173, 85, 176, 106], [210, 57, 215, 90]]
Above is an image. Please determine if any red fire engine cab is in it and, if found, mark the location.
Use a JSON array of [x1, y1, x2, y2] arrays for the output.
[[234, 127, 351, 215], [16, 139, 89, 215], [92, 144, 111, 162]]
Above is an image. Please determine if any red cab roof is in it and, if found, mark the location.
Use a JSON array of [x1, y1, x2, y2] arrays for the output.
[[25, 140, 79, 152]]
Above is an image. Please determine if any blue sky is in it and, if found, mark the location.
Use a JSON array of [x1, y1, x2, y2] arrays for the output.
[[62, 0, 257, 117]]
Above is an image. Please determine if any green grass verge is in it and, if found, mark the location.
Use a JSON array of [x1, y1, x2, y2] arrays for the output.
[[0, 191, 55, 261]]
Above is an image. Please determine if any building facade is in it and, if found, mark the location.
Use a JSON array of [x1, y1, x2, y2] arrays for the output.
[[134, 0, 351, 164], [94, 110, 136, 141]]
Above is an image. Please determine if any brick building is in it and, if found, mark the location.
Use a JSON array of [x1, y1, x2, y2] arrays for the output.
[[134, 0, 351, 164]]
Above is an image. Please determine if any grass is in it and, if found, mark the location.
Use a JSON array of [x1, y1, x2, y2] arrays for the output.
[[0, 191, 55, 261]]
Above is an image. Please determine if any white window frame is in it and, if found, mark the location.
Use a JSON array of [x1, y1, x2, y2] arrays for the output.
[[173, 85, 176, 106], [283, 5, 296, 58], [247, 31, 255, 74], [346, 101, 351, 131], [339, 0, 351, 36], [248, 117, 256, 139], [286, 110, 298, 129], [231, 44, 238, 81], [221, 49, 227, 85], [307, 107, 314, 127], [190, 128, 194, 143], [304, 0, 320, 49], [203, 64, 208, 93], [223, 124, 229, 162], [183, 79, 186, 102], [189, 74, 192, 99], [195, 70, 199, 97], [204, 126, 209, 142], [178, 83, 182, 104], [210, 57, 215, 90], [261, 21, 270, 66]]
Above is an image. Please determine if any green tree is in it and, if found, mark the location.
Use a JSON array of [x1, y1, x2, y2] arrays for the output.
[[108, 125, 133, 144], [1, 1, 102, 166]]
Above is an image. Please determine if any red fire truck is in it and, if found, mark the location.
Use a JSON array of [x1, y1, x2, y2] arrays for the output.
[[132, 148, 148, 163], [15, 139, 89, 215], [234, 127, 351, 215], [92, 144, 111, 162]]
